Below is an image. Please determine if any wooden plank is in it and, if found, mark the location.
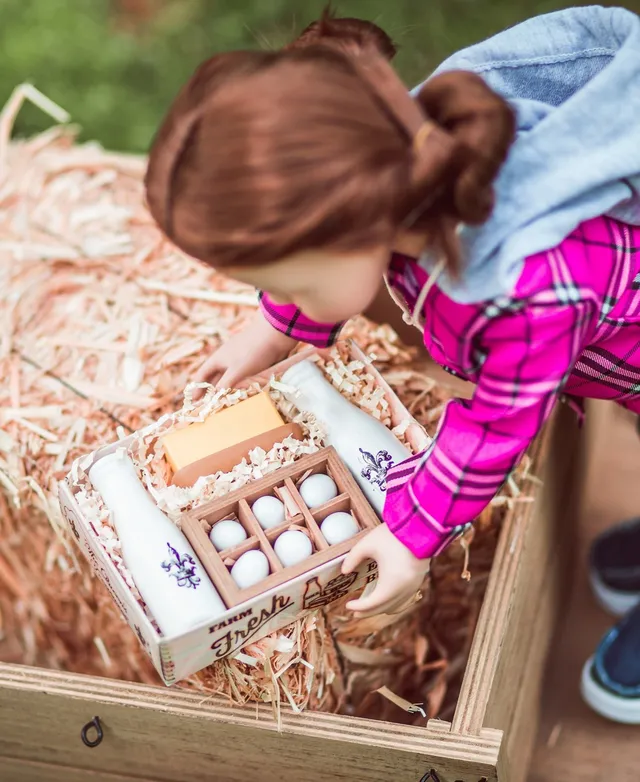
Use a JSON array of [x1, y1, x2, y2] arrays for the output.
[[450, 417, 551, 737], [493, 482, 574, 781], [490, 404, 583, 782], [485, 406, 581, 727], [0, 757, 160, 782], [497, 544, 562, 782], [0, 665, 500, 782], [452, 404, 581, 740]]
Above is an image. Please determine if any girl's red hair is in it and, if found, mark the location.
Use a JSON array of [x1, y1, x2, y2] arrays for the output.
[[145, 11, 515, 274]]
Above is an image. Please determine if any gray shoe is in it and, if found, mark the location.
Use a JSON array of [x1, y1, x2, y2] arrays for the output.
[[589, 517, 640, 617]]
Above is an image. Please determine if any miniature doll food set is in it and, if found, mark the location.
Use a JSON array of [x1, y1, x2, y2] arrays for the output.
[[58, 341, 430, 685]]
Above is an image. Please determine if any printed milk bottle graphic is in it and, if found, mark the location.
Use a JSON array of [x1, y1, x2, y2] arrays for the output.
[[89, 452, 226, 636], [281, 361, 411, 514]]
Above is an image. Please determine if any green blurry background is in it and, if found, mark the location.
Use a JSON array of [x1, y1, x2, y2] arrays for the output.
[[2, 0, 638, 153]]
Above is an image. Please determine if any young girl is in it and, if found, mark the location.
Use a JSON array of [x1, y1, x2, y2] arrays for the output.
[[145, 6, 640, 723]]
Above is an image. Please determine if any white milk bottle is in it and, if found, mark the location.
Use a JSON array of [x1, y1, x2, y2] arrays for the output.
[[281, 361, 411, 514], [89, 452, 226, 636]]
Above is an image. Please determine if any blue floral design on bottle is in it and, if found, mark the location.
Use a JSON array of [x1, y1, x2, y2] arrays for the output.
[[358, 448, 394, 491], [161, 543, 201, 589]]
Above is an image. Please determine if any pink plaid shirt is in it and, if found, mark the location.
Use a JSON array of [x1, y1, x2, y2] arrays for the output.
[[260, 216, 640, 558]]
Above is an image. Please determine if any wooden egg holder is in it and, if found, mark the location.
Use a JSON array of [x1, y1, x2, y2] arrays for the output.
[[181, 446, 380, 608]]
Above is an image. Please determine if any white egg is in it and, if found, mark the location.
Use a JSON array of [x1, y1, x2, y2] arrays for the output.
[[321, 512, 360, 545], [299, 473, 338, 509], [251, 495, 286, 529], [231, 550, 270, 589], [209, 519, 247, 551], [274, 530, 313, 567]]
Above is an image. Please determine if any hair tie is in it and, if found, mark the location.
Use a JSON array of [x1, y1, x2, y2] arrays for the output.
[[413, 122, 435, 152]]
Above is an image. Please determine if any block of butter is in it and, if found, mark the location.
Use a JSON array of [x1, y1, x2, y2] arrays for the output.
[[163, 392, 302, 487]]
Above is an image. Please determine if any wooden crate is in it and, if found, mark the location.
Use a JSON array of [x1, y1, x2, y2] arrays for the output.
[[0, 402, 583, 782]]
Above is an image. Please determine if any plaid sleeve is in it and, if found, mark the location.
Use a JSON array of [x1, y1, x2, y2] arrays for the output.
[[383, 287, 597, 559], [258, 291, 344, 348]]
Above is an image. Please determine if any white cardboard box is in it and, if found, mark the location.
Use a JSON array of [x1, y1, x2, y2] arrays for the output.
[[58, 341, 430, 685]]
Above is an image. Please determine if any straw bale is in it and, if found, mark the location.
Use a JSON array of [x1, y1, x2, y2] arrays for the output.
[[0, 91, 536, 723]]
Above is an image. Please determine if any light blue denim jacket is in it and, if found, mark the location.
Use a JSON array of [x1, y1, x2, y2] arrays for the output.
[[413, 5, 640, 303]]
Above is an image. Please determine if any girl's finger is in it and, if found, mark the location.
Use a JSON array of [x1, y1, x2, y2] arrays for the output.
[[217, 365, 246, 390], [191, 371, 223, 401], [341, 535, 375, 575], [195, 356, 224, 383], [348, 586, 420, 619], [345, 577, 400, 615]]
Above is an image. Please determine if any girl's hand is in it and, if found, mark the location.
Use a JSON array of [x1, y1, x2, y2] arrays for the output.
[[192, 312, 296, 400], [341, 524, 430, 618]]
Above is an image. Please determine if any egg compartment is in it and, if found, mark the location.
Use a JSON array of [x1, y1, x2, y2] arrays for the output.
[[205, 511, 254, 549], [291, 461, 368, 537], [182, 446, 379, 608]]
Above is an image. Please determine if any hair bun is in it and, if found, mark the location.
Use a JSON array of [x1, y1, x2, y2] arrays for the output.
[[287, 8, 397, 60], [415, 70, 516, 225]]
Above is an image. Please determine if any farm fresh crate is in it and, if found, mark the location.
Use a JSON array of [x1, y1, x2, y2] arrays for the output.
[[54, 341, 429, 684]]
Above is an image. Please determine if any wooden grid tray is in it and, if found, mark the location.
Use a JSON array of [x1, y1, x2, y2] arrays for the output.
[[181, 446, 380, 608]]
